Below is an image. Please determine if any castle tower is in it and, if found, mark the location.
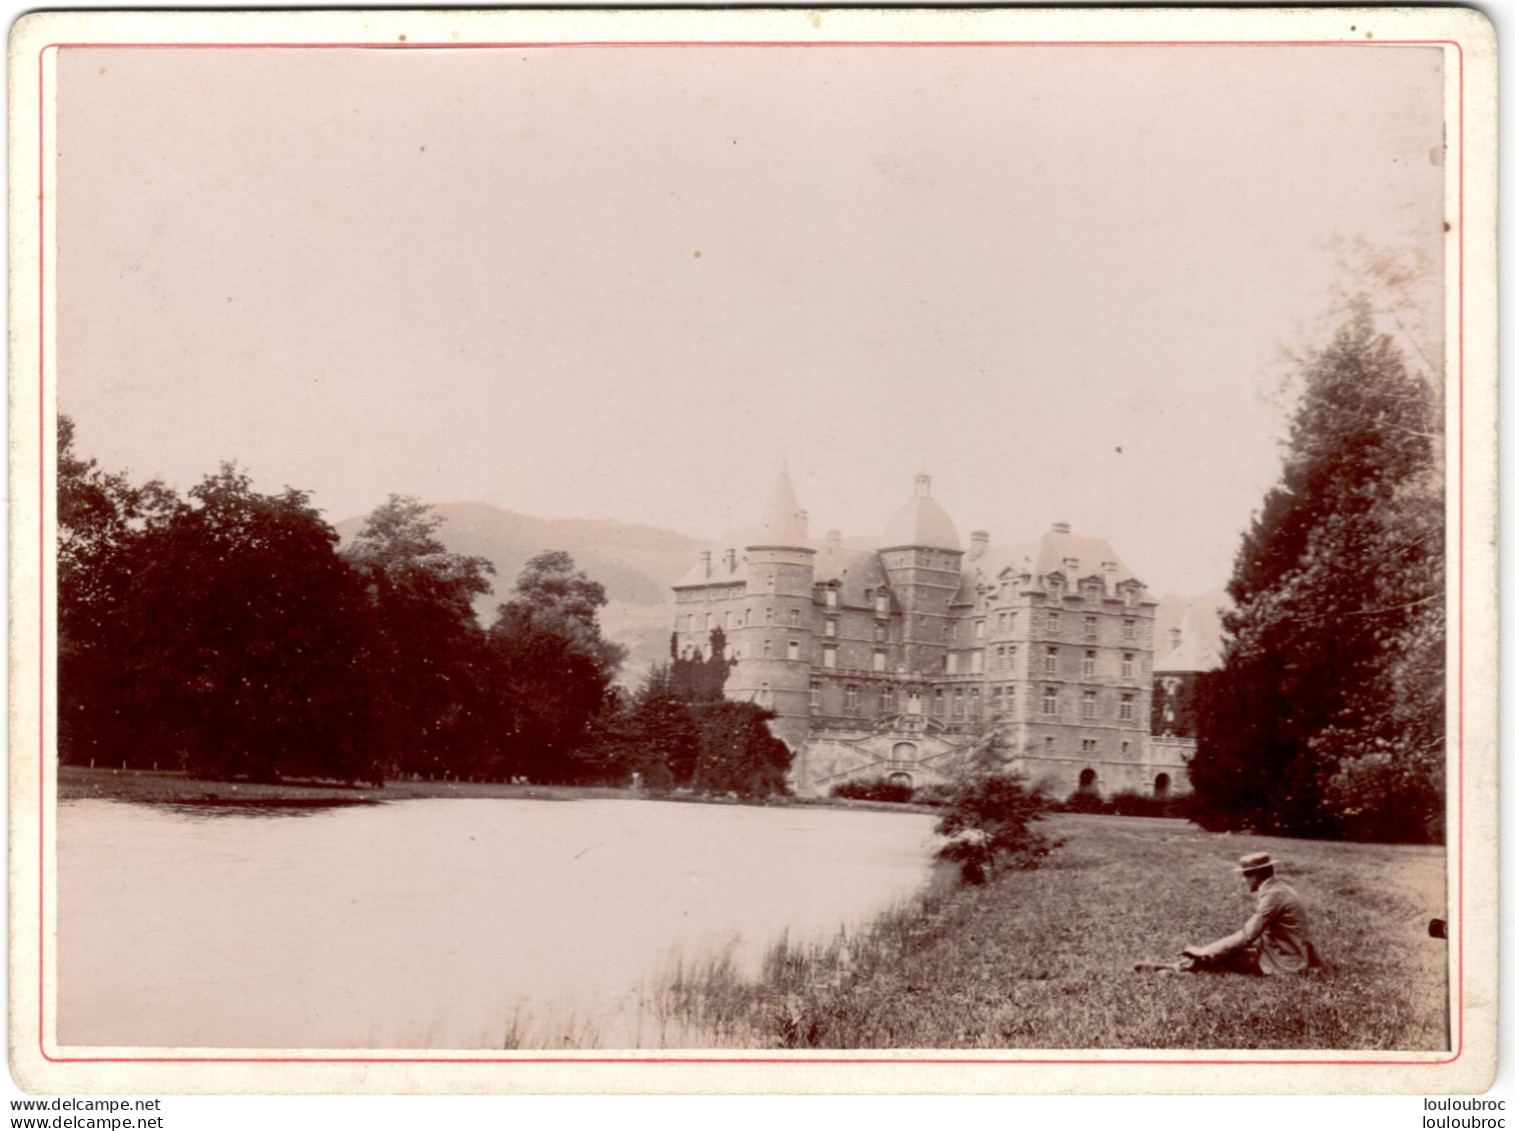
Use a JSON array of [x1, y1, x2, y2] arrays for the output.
[[879, 473, 964, 676], [724, 463, 816, 753]]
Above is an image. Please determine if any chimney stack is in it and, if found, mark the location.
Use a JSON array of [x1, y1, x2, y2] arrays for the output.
[[725, 548, 737, 573], [1051, 521, 1071, 535], [1169, 627, 1182, 650], [700, 550, 712, 578], [970, 530, 989, 561], [826, 529, 842, 553]]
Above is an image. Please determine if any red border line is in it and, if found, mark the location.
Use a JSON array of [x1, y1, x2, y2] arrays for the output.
[[35, 35, 1460, 1071]]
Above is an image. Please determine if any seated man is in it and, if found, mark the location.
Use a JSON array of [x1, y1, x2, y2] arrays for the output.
[[1137, 852, 1320, 975]]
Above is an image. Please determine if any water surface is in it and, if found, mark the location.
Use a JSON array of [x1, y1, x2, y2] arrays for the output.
[[58, 797, 936, 1049]]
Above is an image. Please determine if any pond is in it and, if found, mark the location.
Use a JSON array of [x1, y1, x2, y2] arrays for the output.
[[57, 797, 938, 1049]]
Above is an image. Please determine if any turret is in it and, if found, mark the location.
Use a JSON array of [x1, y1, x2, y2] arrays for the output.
[[879, 473, 964, 675]]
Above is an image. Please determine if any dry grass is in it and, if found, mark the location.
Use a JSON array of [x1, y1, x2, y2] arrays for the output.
[[649, 813, 1449, 1050]]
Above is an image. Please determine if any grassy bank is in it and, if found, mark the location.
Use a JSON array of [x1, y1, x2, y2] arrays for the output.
[[653, 813, 1449, 1050], [56, 765, 632, 806]]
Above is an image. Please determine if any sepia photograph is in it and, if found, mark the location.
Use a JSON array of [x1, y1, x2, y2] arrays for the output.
[[7, 7, 1498, 1096]]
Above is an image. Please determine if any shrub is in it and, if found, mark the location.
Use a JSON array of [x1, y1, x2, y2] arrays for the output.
[[934, 771, 1048, 879], [1060, 788, 1108, 814], [831, 778, 915, 804], [1107, 790, 1195, 820]]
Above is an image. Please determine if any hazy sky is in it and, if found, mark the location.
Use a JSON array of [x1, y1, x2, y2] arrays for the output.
[[57, 45, 1445, 595]]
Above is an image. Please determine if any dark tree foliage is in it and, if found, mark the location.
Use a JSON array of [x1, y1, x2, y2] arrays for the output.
[[58, 417, 178, 767], [120, 465, 382, 782], [1189, 305, 1444, 842], [488, 551, 627, 782], [690, 701, 792, 798], [342, 496, 495, 780], [1150, 676, 1197, 738]]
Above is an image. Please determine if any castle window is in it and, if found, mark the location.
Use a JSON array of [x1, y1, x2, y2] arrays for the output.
[[873, 650, 887, 672], [743, 608, 752, 627], [1084, 615, 1098, 639], [1122, 653, 1134, 679], [789, 609, 801, 627], [1044, 646, 1059, 674], [1009, 645, 1018, 670], [724, 611, 733, 629], [1010, 611, 1019, 632], [975, 620, 985, 639], [1082, 650, 1096, 678], [823, 646, 837, 669], [810, 681, 822, 709], [970, 651, 983, 674], [1122, 618, 1135, 641], [825, 589, 837, 608], [946, 653, 959, 675], [1121, 740, 1131, 755], [875, 593, 889, 616], [1005, 686, 1017, 717], [874, 623, 886, 642], [825, 619, 837, 638], [787, 640, 800, 661], [881, 685, 896, 713], [766, 572, 776, 593], [763, 640, 772, 658], [1043, 687, 1059, 716], [1045, 736, 1055, 753], [1125, 587, 1138, 608], [1084, 583, 1101, 603], [1120, 693, 1135, 721], [765, 607, 774, 625], [952, 689, 965, 719], [969, 687, 982, 719], [757, 682, 772, 706], [1081, 738, 1097, 753], [932, 689, 944, 717], [704, 612, 713, 630], [998, 612, 1007, 632], [1047, 612, 1061, 637], [844, 684, 859, 713], [1081, 690, 1098, 720], [991, 686, 1002, 705], [995, 644, 1006, 669]]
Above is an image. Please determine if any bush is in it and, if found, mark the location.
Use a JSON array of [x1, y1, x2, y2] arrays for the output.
[[1107, 790, 1195, 819], [1060, 789, 1107, 814], [934, 771, 1048, 880], [831, 778, 915, 804]]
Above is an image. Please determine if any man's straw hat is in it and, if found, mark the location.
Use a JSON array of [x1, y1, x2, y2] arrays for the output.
[[1234, 851, 1276, 874]]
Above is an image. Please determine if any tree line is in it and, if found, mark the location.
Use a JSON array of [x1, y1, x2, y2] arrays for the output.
[[57, 418, 789, 794], [1188, 296, 1445, 844]]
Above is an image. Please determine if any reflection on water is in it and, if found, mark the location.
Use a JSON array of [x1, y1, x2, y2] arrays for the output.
[[154, 798, 379, 821], [58, 797, 936, 1049]]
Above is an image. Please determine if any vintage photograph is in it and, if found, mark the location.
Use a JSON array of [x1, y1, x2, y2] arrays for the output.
[[8, 7, 1497, 1097]]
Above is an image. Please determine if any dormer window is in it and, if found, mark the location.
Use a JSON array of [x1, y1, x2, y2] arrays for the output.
[[1064, 557, 1080, 574], [825, 588, 838, 608]]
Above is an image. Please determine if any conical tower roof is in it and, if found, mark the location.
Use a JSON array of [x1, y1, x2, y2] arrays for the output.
[[748, 463, 810, 549]]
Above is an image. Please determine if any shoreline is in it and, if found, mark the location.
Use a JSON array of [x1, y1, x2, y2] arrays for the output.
[[55, 765, 936, 816]]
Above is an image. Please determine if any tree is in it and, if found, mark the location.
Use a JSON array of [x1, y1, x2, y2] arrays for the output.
[[1190, 302, 1444, 841], [120, 464, 381, 782], [691, 701, 792, 798], [57, 416, 177, 766], [487, 551, 626, 782], [342, 495, 495, 778]]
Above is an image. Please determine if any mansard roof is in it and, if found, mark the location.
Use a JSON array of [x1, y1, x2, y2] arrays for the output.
[[993, 525, 1142, 591]]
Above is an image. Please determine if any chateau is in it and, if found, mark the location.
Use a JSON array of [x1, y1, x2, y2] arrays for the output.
[[670, 468, 1193, 799]]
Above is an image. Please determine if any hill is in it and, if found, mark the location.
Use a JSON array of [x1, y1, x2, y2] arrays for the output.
[[335, 502, 699, 679]]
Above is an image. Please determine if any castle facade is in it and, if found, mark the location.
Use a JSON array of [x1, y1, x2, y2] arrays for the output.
[[671, 468, 1192, 799]]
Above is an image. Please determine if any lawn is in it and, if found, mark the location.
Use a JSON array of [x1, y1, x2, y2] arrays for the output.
[[662, 812, 1450, 1050]]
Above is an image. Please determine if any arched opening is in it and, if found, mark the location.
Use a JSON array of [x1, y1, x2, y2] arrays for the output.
[[891, 742, 918, 760], [1078, 767, 1098, 792], [1153, 773, 1171, 798], [887, 772, 913, 790]]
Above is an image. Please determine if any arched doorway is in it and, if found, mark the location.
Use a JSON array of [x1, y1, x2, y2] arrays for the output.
[[891, 741, 918, 760], [1078, 767, 1098, 792], [887, 772, 914, 789], [1153, 773, 1171, 798]]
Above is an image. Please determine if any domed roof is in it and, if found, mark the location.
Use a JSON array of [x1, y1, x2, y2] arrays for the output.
[[881, 474, 961, 551]]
